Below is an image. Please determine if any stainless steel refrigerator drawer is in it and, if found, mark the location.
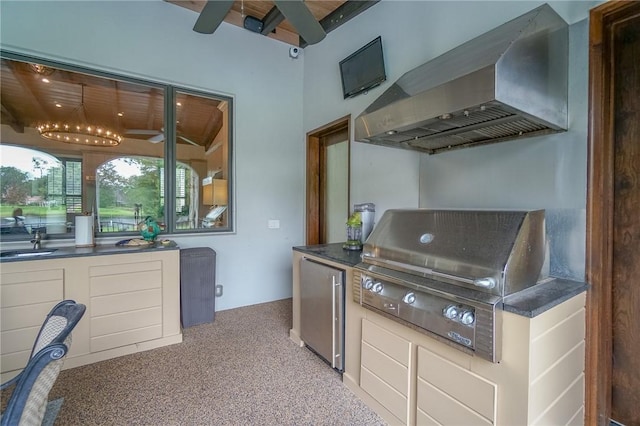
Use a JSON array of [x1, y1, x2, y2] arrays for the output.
[[299, 257, 345, 372]]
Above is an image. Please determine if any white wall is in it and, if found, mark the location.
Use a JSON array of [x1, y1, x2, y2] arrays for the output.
[[0, 0, 305, 310], [303, 1, 597, 281]]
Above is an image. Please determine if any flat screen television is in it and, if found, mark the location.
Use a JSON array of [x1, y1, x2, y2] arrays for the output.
[[339, 36, 386, 99]]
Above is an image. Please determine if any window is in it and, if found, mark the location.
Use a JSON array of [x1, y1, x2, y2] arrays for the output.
[[0, 53, 232, 241]]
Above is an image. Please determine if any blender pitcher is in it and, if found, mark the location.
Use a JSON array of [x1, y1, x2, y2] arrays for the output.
[[343, 212, 363, 251]]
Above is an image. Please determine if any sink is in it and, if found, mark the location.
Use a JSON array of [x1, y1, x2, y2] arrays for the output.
[[0, 248, 58, 258]]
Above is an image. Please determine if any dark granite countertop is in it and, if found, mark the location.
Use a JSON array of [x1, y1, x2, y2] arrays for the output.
[[292, 243, 588, 318], [502, 277, 588, 317], [0, 240, 179, 263], [293, 243, 363, 267]]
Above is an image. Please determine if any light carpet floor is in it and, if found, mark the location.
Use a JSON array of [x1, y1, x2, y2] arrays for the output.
[[49, 298, 386, 425]]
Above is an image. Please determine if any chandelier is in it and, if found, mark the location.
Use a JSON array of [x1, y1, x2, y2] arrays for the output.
[[37, 84, 122, 147]]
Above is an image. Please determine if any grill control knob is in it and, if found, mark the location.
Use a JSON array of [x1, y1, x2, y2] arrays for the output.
[[372, 282, 384, 293], [402, 292, 416, 304], [361, 276, 374, 290], [460, 310, 475, 326], [443, 305, 459, 320]]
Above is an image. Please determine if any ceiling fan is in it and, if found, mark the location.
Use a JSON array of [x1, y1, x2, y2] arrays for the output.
[[124, 129, 200, 146], [193, 0, 234, 34], [193, 0, 326, 45], [273, 0, 326, 45]]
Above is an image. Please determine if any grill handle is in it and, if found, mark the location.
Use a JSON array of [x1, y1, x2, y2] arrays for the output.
[[473, 277, 496, 289]]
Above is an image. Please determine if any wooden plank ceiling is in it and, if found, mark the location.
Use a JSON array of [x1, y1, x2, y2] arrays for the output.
[[1, 59, 224, 150], [166, 0, 379, 46]]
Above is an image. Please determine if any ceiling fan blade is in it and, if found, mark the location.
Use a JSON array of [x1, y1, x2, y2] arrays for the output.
[[274, 0, 326, 45], [193, 0, 234, 34], [124, 129, 161, 136], [178, 135, 200, 146], [148, 133, 165, 143]]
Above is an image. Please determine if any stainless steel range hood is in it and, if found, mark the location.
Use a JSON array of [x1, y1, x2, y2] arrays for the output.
[[354, 4, 568, 155]]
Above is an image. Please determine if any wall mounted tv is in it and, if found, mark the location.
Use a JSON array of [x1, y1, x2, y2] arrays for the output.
[[339, 36, 386, 99]]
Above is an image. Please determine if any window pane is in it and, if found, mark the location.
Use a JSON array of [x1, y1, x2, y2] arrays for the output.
[[96, 157, 164, 233], [174, 90, 231, 231], [1, 54, 233, 241], [0, 146, 67, 235]]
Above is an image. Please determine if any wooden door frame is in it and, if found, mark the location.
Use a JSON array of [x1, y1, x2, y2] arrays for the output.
[[306, 115, 350, 245], [586, 2, 639, 424]]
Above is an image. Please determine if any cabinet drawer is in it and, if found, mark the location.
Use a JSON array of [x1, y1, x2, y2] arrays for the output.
[[361, 366, 407, 424], [91, 306, 162, 336], [90, 324, 162, 352], [360, 319, 411, 424], [0, 269, 63, 286], [416, 407, 440, 426], [89, 260, 162, 277], [362, 318, 410, 366], [1, 303, 57, 331], [361, 341, 408, 396], [417, 346, 496, 424], [1, 327, 38, 357], [0, 271, 63, 308], [90, 269, 161, 297], [91, 288, 162, 317], [418, 378, 493, 426]]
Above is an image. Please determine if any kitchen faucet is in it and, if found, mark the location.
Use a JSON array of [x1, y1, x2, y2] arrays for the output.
[[31, 230, 43, 250]]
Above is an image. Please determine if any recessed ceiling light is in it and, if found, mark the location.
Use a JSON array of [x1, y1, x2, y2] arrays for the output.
[[117, 112, 124, 117], [55, 103, 62, 108]]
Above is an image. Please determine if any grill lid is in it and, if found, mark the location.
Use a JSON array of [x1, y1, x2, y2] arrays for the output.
[[361, 209, 545, 296]]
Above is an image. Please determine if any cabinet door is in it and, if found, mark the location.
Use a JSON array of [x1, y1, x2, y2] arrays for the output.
[[0, 268, 64, 378], [360, 318, 411, 424], [417, 346, 496, 425], [89, 260, 163, 352]]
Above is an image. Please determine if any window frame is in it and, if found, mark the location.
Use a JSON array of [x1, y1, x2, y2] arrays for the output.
[[0, 50, 234, 241]]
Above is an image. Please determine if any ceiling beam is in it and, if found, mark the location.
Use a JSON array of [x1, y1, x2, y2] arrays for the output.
[[5, 60, 52, 124], [300, 0, 380, 48], [260, 6, 285, 36], [1, 102, 25, 133]]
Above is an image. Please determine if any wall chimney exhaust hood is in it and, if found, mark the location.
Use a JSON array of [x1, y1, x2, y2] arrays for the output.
[[354, 4, 568, 155]]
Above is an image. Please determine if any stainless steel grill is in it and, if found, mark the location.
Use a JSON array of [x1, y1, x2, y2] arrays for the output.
[[353, 209, 546, 362]]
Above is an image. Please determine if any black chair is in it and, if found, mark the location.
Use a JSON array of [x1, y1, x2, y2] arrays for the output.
[[1, 300, 86, 426]]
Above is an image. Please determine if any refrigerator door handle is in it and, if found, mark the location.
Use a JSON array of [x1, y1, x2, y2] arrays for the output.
[[331, 275, 336, 369], [332, 275, 343, 370]]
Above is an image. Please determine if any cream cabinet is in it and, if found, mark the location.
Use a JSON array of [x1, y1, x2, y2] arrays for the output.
[[0, 267, 65, 378], [88, 256, 165, 353], [360, 319, 412, 424], [416, 346, 496, 425], [291, 246, 586, 426], [343, 285, 586, 426], [0, 249, 182, 381]]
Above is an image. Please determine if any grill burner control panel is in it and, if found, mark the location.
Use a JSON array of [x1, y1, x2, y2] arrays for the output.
[[443, 304, 475, 326], [356, 271, 499, 362]]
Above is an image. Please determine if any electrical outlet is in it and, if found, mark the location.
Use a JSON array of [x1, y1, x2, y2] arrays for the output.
[[215, 285, 223, 297], [268, 219, 280, 229]]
